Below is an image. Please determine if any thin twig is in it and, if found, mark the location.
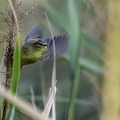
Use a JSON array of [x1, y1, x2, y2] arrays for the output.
[[0, 43, 6, 120], [44, 12, 56, 120], [29, 85, 37, 112], [42, 86, 56, 117], [39, 63, 46, 106], [0, 42, 6, 83], [8, 0, 20, 37], [29, 85, 37, 120]]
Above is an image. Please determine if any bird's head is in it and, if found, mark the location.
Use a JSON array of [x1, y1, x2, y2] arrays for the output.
[[27, 38, 47, 51], [23, 25, 47, 53]]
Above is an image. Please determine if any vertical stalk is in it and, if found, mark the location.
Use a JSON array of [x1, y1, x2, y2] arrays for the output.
[[2, 0, 16, 120], [101, 1, 120, 120], [67, 0, 81, 120], [45, 12, 56, 120], [2, 27, 14, 120], [68, 67, 81, 120]]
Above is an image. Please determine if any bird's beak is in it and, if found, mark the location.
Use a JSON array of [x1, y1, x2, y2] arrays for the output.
[[43, 42, 47, 48], [43, 42, 47, 46]]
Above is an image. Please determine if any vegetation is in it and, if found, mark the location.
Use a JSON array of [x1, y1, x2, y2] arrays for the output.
[[0, 0, 119, 120]]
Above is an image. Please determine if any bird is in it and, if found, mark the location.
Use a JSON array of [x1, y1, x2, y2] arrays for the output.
[[20, 25, 68, 68]]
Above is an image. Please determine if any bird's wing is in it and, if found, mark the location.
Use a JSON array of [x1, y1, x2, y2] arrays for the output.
[[42, 35, 68, 60], [25, 25, 42, 44]]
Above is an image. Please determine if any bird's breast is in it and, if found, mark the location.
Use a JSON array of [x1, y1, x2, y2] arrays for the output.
[[21, 47, 47, 66]]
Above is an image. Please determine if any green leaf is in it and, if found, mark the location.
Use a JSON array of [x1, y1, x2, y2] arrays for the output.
[[62, 55, 105, 74], [67, 0, 81, 74], [8, 35, 20, 120], [11, 35, 20, 94], [79, 58, 105, 74], [82, 33, 104, 61], [67, 1, 81, 120], [43, 2, 69, 30]]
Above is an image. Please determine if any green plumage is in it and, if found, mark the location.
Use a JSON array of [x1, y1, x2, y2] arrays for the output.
[[20, 25, 68, 68], [21, 41, 47, 67]]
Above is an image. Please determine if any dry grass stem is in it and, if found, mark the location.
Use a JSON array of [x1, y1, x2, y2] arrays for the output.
[[44, 11, 56, 120], [0, 85, 51, 120]]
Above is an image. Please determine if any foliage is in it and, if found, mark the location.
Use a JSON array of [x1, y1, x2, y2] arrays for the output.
[[0, 0, 117, 120]]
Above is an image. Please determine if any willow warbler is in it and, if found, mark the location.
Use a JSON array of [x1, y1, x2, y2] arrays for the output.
[[21, 26, 68, 68]]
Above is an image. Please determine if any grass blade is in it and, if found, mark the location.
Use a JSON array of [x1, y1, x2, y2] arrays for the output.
[[44, 12, 56, 120], [62, 55, 105, 74], [8, 34, 20, 120], [42, 1, 69, 30], [11, 35, 20, 94], [7, 0, 20, 119], [67, 0, 81, 120]]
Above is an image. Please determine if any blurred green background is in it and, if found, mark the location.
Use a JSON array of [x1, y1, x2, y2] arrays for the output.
[[0, 0, 109, 120]]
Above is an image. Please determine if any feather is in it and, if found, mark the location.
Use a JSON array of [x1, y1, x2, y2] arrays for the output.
[[43, 35, 68, 60], [25, 25, 42, 44]]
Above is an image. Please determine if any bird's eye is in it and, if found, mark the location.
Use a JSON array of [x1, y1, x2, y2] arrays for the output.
[[37, 42, 43, 46], [35, 41, 47, 48]]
